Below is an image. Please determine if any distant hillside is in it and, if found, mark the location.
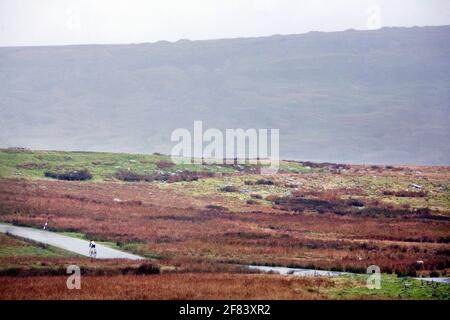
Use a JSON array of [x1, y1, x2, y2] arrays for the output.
[[0, 26, 449, 165]]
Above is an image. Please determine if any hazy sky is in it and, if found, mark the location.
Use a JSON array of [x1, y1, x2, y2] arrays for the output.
[[1, 0, 449, 47]]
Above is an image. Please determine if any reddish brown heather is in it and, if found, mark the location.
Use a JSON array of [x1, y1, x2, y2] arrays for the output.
[[0, 176, 449, 275], [0, 273, 334, 300]]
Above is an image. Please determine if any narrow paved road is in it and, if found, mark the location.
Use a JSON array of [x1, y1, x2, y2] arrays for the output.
[[0, 223, 144, 260]]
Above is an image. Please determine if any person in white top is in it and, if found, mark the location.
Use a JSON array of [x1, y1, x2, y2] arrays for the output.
[[89, 240, 97, 258]]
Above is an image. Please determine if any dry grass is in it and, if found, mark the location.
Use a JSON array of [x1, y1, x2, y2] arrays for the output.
[[0, 273, 334, 300], [0, 162, 449, 300], [0, 164, 449, 277], [0, 255, 159, 276]]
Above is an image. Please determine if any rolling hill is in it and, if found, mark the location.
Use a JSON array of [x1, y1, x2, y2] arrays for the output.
[[0, 26, 449, 165]]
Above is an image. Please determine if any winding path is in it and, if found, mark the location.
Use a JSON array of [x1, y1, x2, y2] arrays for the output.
[[0, 223, 144, 260]]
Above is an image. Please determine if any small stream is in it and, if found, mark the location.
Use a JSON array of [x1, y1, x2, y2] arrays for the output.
[[247, 265, 350, 277], [247, 265, 450, 284]]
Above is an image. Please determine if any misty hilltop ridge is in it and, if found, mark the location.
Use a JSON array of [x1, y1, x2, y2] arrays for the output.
[[0, 25, 449, 165]]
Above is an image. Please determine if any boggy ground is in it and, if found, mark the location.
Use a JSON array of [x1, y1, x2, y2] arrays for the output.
[[0, 149, 449, 299]]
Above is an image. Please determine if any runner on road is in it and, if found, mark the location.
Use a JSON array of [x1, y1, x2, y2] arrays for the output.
[[89, 240, 97, 258]]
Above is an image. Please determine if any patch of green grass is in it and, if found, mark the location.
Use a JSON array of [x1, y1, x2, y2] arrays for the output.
[[0, 149, 256, 181], [0, 149, 315, 182], [279, 161, 311, 173], [59, 231, 116, 246], [59, 232, 87, 240], [327, 274, 450, 300], [161, 174, 291, 207], [119, 242, 162, 260], [0, 149, 171, 181], [0, 245, 72, 257], [0, 234, 77, 258]]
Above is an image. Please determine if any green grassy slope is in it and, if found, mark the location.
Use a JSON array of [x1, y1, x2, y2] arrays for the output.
[[0, 149, 308, 181]]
